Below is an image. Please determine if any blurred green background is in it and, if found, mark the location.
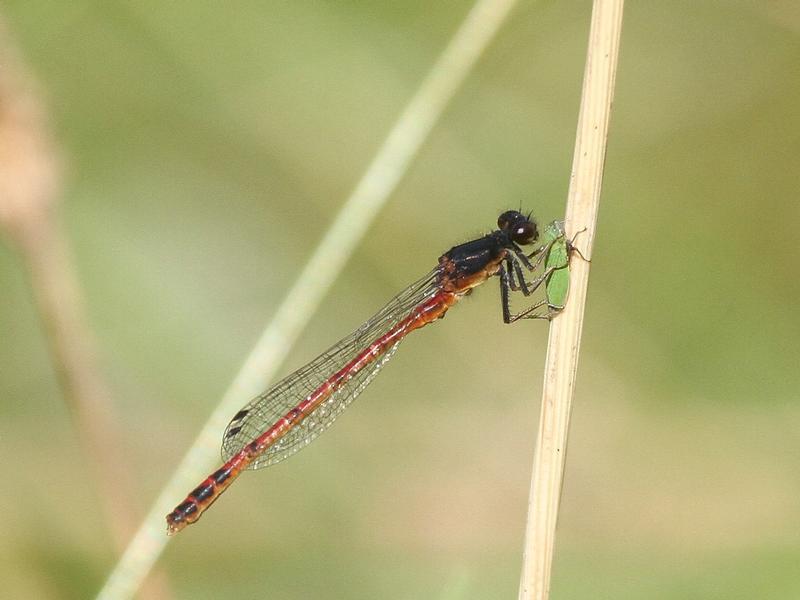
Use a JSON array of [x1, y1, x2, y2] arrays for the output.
[[1, 1, 799, 598]]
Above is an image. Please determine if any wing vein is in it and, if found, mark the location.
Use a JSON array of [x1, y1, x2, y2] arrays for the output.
[[221, 267, 442, 469]]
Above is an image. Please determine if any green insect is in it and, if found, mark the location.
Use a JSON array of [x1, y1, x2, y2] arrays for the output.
[[540, 220, 571, 313], [506, 220, 580, 321]]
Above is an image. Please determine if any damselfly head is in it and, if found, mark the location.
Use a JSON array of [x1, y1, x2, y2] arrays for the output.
[[497, 210, 538, 246]]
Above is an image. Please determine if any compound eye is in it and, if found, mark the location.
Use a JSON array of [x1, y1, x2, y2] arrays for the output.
[[512, 220, 537, 245], [497, 210, 518, 230]]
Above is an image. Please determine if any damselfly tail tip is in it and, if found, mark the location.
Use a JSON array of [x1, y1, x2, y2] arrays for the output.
[[166, 511, 189, 535], [165, 497, 201, 535], [166, 519, 182, 536]]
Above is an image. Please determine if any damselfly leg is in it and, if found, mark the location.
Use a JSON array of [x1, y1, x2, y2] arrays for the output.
[[500, 224, 568, 323]]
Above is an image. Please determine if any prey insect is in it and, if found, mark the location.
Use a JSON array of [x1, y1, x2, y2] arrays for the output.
[[166, 210, 573, 534]]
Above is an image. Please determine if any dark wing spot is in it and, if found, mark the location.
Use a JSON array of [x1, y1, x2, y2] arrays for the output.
[[232, 409, 249, 422], [226, 425, 242, 438]]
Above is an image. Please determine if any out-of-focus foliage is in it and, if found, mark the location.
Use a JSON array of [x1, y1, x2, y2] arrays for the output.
[[1, 2, 798, 598]]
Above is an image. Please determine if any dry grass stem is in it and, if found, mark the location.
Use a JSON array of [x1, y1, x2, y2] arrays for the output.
[[517, 1, 625, 599], [0, 20, 172, 600]]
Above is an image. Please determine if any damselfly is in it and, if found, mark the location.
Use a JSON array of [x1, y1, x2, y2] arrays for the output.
[[166, 210, 572, 534]]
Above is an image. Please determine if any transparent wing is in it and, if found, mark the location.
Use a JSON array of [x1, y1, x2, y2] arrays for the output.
[[221, 268, 442, 470]]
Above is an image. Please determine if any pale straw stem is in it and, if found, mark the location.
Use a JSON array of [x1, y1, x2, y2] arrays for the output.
[[518, 1, 624, 599]]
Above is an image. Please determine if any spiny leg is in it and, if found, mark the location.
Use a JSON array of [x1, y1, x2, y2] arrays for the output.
[[506, 297, 567, 323], [513, 244, 537, 270], [505, 228, 582, 322], [516, 262, 559, 296], [505, 299, 548, 323], [523, 235, 562, 266], [507, 253, 554, 296], [505, 256, 522, 292], [500, 262, 513, 324], [511, 234, 559, 273], [500, 263, 560, 324], [504, 255, 532, 296], [511, 257, 535, 295]]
